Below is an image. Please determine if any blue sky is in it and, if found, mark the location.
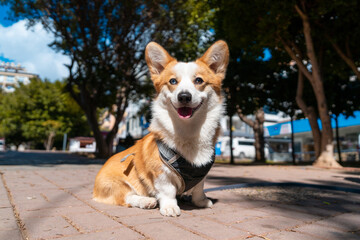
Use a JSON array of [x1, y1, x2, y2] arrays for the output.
[[263, 49, 271, 61], [0, 5, 15, 63], [0, 5, 13, 27], [0, 5, 69, 81]]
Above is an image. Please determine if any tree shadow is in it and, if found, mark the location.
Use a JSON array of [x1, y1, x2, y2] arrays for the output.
[[209, 185, 360, 239], [0, 151, 105, 166]]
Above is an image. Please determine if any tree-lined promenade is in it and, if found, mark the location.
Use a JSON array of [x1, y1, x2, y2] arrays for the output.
[[1, 0, 360, 168]]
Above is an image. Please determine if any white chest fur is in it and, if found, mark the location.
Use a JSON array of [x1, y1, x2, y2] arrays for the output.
[[150, 89, 224, 167]]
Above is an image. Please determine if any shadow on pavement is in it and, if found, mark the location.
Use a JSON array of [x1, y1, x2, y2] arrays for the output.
[[0, 151, 105, 166], [208, 186, 360, 239]]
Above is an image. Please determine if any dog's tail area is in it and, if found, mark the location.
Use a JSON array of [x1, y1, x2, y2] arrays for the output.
[[93, 176, 158, 209], [93, 176, 132, 206]]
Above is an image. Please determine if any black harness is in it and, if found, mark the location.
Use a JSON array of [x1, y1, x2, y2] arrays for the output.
[[156, 140, 215, 194]]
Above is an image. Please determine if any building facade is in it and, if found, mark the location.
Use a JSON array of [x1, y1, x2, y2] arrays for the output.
[[265, 111, 360, 161], [0, 62, 38, 92]]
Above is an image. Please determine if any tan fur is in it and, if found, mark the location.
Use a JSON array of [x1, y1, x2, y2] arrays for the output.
[[93, 41, 229, 213], [93, 133, 163, 206]]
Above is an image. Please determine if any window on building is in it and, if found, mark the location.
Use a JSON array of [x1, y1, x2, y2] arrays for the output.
[[6, 76, 15, 83], [6, 86, 15, 92]]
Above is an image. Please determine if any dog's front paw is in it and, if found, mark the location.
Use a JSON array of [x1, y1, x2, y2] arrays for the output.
[[139, 197, 158, 209], [160, 204, 181, 217], [192, 198, 213, 208]]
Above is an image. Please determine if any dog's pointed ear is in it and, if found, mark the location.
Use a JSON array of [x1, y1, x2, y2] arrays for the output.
[[199, 40, 229, 77], [145, 42, 175, 76]]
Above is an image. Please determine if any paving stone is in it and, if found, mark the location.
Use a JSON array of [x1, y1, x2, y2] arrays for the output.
[[56, 227, 145, 240], [135, 221, 206, 240], [314, 213, 360, 232], [14, 195, 85, 211], [245, 237, 267, 240], [118, 212, 174, 227], [23, 215, 79, 239], [3, 173, 55, 190], [265, 230, 318, 240], [0, 229, 22, 240], [0, 208, 18, 230], [0, 200, 10, 208], [0, 182, 9, 200], [63, 211, 123, 233], [19, 205, 95, 219], [172, 216, 248, 240], [0, 186, 11, 208], [66, 186, 94, 200], [206, 191, 271, 209], [90, 201, 153, 217], [11, 189, 75, 204], [180, 201, 237, 216], [256, 204, 323, 222], [294, 223, 360, 240], [233, 215, 303, 236], [204, 208, 270, 225], [285, 204, 348, 217]]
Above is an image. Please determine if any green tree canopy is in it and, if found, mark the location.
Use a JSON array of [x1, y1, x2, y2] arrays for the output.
[[0, 79, 90, 150]]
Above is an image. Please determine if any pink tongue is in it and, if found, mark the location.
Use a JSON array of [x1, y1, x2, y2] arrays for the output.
[[177, 107, 193, 119]]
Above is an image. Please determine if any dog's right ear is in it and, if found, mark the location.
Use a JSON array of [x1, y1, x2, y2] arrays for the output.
[[145, 42, 175, 76]]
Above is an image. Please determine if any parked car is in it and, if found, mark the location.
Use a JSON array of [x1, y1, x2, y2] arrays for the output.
[[220, 137, 269, 159], [0, 138, 5, 151]]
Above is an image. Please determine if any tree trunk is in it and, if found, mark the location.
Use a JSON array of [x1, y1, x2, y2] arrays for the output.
[[286, 5, 342, 168], [290, 115, 296, 165], [335, 115, 342, 163], [295, 72, 321, 159], [45, 131, 56, 151], [88, 108, 110, 158], [229, 114, 234, 164], [254, 108, 265, 163], [104, 86, 128, 157], [66, 75, 126, 159], [236, 106, 266, 163]]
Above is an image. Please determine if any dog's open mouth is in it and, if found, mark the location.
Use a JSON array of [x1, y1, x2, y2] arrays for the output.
[[176, 102, 202, 119]]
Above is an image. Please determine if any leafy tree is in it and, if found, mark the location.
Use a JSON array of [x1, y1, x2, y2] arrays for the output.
[[0, 79, 90, 150], [0, 90, 26, 147], [3, 0, 162, 157], [213, 0, 360, 167]]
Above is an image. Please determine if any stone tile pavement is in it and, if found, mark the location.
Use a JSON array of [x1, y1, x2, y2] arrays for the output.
[[1, 152, 360, 240]]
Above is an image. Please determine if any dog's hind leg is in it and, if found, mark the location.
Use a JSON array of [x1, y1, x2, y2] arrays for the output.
[[125, 194, 158, 209], [93, 178, 133, 206]]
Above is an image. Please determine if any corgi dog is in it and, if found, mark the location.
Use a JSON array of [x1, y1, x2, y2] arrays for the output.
[[93, 41, 229, 217]]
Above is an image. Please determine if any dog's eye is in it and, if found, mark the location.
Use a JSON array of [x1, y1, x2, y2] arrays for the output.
[[194, 77, 204, 85], [169, 78, 178, 85]]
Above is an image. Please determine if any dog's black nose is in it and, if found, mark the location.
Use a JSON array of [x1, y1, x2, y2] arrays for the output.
[[178, 92, 192, 104]]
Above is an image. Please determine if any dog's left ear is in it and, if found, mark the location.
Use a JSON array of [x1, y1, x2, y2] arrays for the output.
[[199, 40, 229, 78]]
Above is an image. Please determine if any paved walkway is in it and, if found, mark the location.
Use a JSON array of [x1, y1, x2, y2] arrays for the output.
[[1, 151, 360, 240]]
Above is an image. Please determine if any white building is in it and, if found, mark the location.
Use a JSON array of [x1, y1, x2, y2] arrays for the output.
[[0, 61, 37, 92], [69, 137, 96, 153], [220, 112, 290, 138]]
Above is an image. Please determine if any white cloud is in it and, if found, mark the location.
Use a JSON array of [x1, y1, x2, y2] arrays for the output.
[[0, 20, 70, 81]]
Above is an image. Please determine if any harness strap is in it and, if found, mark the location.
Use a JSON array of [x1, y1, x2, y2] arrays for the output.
[[120, 153, 135, 162], [157, 140, 186, 194]]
